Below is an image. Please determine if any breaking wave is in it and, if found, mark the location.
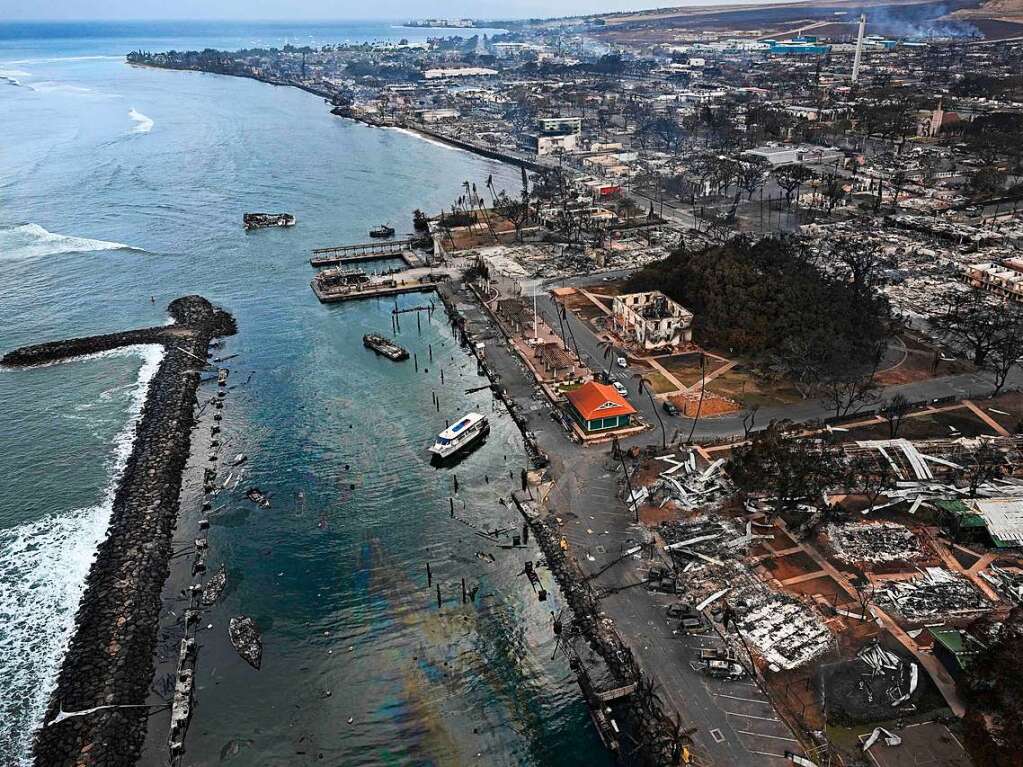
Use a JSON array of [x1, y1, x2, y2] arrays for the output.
[[0, 223, 139, 261], [0, 69, 31, 87], [129, 108, 153, 134], [0, 344, 164, 766]]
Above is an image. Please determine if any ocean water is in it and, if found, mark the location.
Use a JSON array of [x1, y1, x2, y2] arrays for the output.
[[0, 21, 610, 767]]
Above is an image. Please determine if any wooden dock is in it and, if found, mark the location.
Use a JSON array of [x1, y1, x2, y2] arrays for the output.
[[309, 239, 425, 269], [311, 276, 440, 303]]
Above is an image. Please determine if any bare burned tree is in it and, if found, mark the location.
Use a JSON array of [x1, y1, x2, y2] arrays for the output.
[[773, 163, 813, 209], [932, 288, 1005, 367], [881, 393, 912, 438], [742, 404, 761, 440], [986, 306, 1023, 395]]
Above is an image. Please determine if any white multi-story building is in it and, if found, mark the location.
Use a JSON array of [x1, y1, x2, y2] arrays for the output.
[[612, 291, 694, 350]]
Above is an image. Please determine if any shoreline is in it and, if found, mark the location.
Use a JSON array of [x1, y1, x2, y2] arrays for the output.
[[130, 60, 546, 172], [3, 296, 236, 767]]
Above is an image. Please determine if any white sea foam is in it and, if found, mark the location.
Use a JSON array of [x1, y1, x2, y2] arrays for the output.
[[0, 223, 138, 261], [129, 108, 153, 134], [0, 69, 31, 87], [30, 81, 95, 95], [387, 126, 473, 156], [6, 55, 122, 65], [0, 344, 163, 766]]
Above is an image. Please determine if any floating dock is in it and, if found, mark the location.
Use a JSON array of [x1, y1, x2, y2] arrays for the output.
[[311, 276, 440, 303], [309, 239, 424, 269]]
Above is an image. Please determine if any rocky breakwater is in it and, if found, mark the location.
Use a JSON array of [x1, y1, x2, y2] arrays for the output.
[[2, 296, 236, 767]]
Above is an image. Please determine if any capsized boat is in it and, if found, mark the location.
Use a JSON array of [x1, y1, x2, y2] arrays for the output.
[[243, 213, 295, 230], [429, 412, 490, 460], [369, 224, 395, 238], [363, 334, 409, 361], [228, 616, 263, 669]]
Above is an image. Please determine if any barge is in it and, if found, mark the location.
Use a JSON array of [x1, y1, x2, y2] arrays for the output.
[[363, 333, 409, 361]]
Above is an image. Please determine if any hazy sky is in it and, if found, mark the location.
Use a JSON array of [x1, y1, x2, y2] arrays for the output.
[[0, 0, 740, 22]]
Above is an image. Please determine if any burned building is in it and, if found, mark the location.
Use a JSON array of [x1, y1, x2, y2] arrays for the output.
[[611, 290, 694, 351]]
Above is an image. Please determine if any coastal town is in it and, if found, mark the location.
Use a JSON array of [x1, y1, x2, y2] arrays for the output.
[[5, 2, 1023, 767]]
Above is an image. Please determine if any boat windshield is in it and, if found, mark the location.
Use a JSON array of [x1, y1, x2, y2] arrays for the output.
[[435, 437, 450, 446]]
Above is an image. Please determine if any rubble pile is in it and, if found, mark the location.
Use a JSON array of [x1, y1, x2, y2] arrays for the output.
[[646, 451, 730, 511], [827, 522, 923, 564], [979, 565, 1023, 605], [876, 567, 989, 618], [729, 580, 834, 671], [660, 513, 744, 568], [822, 640, 923, 725]]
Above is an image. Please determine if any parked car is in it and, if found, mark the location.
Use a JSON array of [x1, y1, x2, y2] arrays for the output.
[[613, 381, 629, 397], [663, 401, 680, 416], [616, 356, 628, 368]]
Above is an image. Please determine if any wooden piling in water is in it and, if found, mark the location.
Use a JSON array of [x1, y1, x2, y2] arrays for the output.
[[427, 562, 432, 586]]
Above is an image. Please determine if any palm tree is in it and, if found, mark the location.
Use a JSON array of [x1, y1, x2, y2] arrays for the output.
[[686, 352, 707, 444], [598, 339, 617, 381], [635, 374, 667, 448]]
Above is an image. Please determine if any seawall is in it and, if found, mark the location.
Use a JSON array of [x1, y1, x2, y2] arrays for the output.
[[2, 296, 236, 767], [436, 280, 679, 765]]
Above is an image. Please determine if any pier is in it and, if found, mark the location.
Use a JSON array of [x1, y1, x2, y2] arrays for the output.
[[5, 296, 237, 767], [311, 273, 441, 303], [309, 239, 425, 268]]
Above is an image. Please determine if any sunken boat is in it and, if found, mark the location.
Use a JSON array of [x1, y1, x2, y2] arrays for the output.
[[229, 616, 263, 669], [363, 334, 409, 362], [243, 212, 295, 230]]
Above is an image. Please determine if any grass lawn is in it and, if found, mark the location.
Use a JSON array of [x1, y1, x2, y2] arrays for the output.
[[707, 365, 805, 409], [642, 370, 678, 394], [657, 352, 728, 388]]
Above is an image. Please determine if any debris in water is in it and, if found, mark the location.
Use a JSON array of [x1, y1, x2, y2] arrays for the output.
[[246, 488, 271, 508]]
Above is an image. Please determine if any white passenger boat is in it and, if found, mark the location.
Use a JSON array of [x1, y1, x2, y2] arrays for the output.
[[429, 412, 489, 459]]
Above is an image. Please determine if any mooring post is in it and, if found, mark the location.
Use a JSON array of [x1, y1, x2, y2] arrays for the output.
[[441, 369, 445, 384], [453, 474, 459, 493], [414, 353, 418, 372], [449, 497, 454, 515], [436, 584, 442, 609], [429, 343, 433, 362], [461, 578, 467, 604], [417, 313, 421, 334], [427, 562, 432, 586]]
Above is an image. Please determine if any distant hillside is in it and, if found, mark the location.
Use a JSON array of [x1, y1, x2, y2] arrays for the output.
[[953, 0, 1023, 21]]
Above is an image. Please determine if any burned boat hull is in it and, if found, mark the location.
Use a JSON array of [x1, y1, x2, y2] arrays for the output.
[[243, 213, 296, 230], [228, 616, 263, 669]]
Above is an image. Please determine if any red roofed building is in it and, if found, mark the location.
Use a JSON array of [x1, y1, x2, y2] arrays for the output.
[[564, 381, 638, 434]]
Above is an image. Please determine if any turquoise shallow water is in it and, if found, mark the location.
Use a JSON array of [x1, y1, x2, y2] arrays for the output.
[[0, 22, 611, 766]]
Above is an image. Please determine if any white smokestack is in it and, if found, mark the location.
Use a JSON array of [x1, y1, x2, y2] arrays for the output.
[[852, 14, 866, 82]]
